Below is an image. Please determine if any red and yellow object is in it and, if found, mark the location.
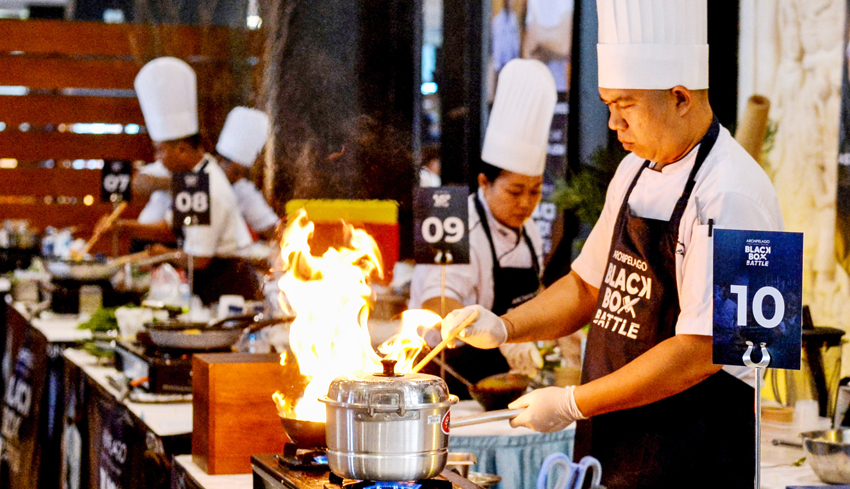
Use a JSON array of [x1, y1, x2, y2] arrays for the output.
[[285, 199, 399, 283]]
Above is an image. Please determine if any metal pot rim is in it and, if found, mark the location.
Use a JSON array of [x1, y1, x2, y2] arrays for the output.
[[319, 395, 458, 411]]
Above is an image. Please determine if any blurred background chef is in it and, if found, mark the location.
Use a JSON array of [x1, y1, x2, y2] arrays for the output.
[[102, 57, 261, 304], [214, 106, 281, 241], [126, 106, 280, 245], [409, 59, 556, 398]]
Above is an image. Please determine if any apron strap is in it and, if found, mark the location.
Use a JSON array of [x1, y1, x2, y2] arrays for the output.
[[473, 193, 540, 275]]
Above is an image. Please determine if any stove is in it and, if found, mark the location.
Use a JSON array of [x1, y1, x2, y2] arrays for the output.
[[113, 340, 229, 394], [252, 452, 458, 489]]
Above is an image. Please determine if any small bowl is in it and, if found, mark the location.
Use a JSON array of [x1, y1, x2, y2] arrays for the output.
[[801, 429, 850, 483], [469, 372, 531, 412]]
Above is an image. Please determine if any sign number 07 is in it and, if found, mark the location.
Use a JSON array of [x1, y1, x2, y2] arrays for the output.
[[421, 216, 465, 244], [729, 285, 785, 329]]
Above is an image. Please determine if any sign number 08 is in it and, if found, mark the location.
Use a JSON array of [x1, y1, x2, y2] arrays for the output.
[[729, 285, 785, 329], [174, 191, 209, 214], [421, 216, 465, 244]]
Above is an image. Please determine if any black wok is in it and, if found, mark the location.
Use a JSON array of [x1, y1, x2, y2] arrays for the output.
[[144, 314, 288, 350]]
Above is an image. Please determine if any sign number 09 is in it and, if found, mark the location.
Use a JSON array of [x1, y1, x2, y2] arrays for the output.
[[729, 285, 785, 329], [421, 216, 465, 244], [174, 191, 209, 214]]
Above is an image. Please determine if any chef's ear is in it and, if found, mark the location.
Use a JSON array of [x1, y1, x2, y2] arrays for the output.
[[477, 173, 490, 189], [671, 85, 694, 116]]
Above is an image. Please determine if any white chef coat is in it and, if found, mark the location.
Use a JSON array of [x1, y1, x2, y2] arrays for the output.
[[409, 188, 544, 311], [419, 168, 441, 188], [136, 161, 172, 224], [571, 125, 784, 384], [165, 155, 253, 258], [232, 179, 280, 234]]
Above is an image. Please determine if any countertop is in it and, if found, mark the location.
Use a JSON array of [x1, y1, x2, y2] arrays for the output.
[[63, 347, 193, 437]]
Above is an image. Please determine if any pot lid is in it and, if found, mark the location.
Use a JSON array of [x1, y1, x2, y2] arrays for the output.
[[802, 327, 845, 347], [325, 359, 452, 407]]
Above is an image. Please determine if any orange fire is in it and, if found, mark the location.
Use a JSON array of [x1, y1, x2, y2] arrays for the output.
[[273, 210, 440, 423]]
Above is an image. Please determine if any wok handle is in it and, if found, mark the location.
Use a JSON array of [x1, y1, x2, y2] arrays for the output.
[[83, 201, 128, 256], [450, 408, 525, 428]]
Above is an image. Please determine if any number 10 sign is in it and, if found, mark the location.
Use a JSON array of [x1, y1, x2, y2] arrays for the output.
[[413, 186, 470, 265], [712, 229, 804, 370]]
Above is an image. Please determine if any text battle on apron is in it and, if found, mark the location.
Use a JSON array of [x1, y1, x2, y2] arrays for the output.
[[575, 119, 754, 489], [429, 195, 542, 400], [173, 159, 262, 305]]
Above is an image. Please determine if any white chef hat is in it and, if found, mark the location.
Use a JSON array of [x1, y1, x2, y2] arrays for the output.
[[481, 59, 556, 177], [216, 107, 270, 167], [134, 57, 198, 142], [597, 0, 709, 90]]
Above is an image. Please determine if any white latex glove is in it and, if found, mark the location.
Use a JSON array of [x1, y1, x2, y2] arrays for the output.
[[441, 305, 507, 349], [508, 386, 586, 432], [499, 342, 544, 378]]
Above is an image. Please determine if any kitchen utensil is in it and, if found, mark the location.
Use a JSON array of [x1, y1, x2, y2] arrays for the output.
[[801, 429, 850, 483], [449, 408, 525, 428], [81, 201, 128, 256], [46, 251, 180, 281], [536, 452, 603, 489], [410, 309, 479, 373], [320, 358, 458, 481], [468, 372, 532, 412], [144, 314, 286, 350], [444, 452, 476, 478], [430, 355, 475, 390], [278, 416, 327, 448]]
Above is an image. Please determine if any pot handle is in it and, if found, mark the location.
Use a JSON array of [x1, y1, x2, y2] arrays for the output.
[[367, 388, 406, 417], [450, 408, 524, 428]]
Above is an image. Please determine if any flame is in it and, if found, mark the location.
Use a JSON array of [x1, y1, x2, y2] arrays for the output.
[[272, 209, 440, 423]]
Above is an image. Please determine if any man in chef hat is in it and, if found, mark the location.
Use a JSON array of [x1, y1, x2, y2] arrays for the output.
[[215, 106, 281, 241], [410, 58, 556, 399], [440, 1, 784, 487], [106, 57, 261, 304]]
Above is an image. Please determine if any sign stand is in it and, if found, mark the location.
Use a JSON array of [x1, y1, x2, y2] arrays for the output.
[[435, 249, 453, 380], [742, 341, 770, 489]]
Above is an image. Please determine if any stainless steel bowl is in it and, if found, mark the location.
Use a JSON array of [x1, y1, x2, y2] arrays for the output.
[[801, 429, 850, 483]]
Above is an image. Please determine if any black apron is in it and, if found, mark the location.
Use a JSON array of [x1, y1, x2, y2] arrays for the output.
[[430, 195, 542, 399], [173, 158, 262, 305], [575, 119, 754, 488]]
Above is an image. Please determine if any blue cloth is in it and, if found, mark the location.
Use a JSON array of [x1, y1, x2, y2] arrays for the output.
[[449, 430, 575, 489]]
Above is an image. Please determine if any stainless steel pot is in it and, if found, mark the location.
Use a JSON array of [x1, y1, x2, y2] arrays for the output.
[[320, 359, 458, 481]]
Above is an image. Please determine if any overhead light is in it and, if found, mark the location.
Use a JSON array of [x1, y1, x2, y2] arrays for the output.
[[421, 82, 438, 95]]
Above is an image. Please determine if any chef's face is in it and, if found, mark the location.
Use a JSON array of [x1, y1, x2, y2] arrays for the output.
[[479, 170, 543, 230], [599, 87, 690, 164], [154, 140, 196, 173]]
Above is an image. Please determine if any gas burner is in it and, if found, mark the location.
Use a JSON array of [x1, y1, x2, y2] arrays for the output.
[[325, 472, 453, 489], [279, 444, 329, 470]]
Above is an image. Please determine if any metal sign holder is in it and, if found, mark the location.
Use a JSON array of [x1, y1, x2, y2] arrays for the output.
[[742, 340, 771, 489], [435, 249, 453, 380]]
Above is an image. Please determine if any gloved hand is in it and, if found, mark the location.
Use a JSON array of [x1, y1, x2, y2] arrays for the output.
[[441, 305, 507, 349], [508, 386, 586, 432]]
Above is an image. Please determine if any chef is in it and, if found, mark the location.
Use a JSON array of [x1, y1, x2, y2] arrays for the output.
[[105, 57, 261, 304], [126, 107, 280, 243], [440, 1, 784, 487], [409, 58, 556, 398], [214, 106, 281, 241]]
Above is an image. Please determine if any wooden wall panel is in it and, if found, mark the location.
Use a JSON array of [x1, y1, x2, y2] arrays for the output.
[[0, 133, 154, 161], [0, 57, 140, 90], [0, 20, 234, 59], [0, 95, 145, 125]]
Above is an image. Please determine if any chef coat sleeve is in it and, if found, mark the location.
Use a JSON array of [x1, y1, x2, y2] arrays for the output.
[[676, 191, 785, 336], [233, 180, 280, 233]]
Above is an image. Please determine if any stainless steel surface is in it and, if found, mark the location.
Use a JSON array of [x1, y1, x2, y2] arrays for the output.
[[801, 429, 850, 483], [326, 447, 449, 481], [320, 364, 458, 481], [146, 327, 243, 350], [450, 408, 525, 428]]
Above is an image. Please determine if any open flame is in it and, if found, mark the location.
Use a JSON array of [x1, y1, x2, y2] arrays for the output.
[[273, 209, 441, 423]]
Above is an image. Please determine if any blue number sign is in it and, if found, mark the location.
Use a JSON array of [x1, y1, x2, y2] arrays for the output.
[[712, 229, 804, 370]]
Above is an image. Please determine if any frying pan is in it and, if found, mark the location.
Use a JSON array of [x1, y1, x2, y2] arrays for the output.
[[144, 314, 288, 350], [46, 251, 180, 281]]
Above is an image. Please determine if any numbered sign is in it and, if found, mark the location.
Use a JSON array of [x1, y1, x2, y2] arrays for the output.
[[713, 229, 804, 369], [101, 160, 132, 203], [413, 186, 469, 264], [171, 171, 211, 229]]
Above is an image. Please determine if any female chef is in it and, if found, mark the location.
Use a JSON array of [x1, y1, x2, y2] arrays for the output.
[[408, 59, 557, 398]]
